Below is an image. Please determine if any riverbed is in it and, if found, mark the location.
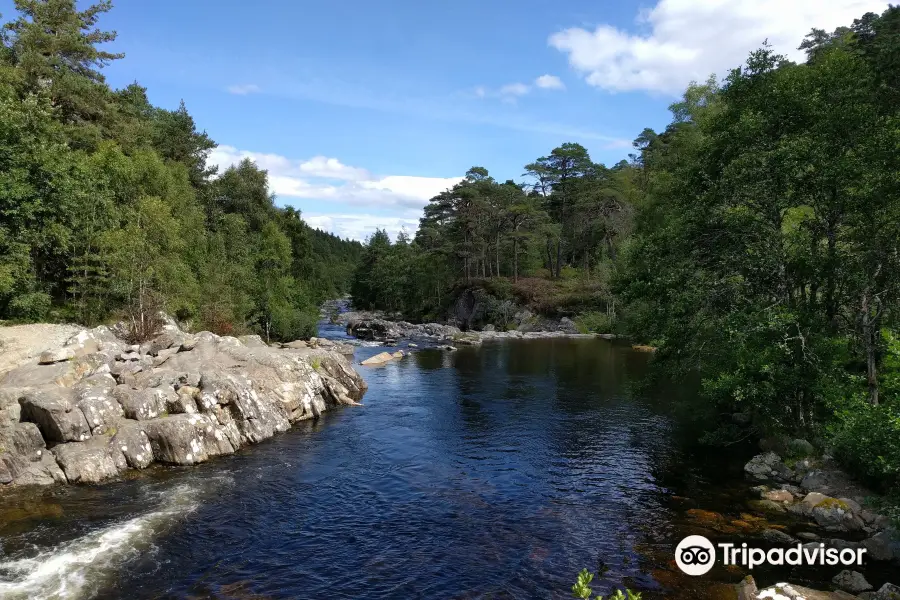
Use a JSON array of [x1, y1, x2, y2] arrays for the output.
[[0, 327, 863, 599]]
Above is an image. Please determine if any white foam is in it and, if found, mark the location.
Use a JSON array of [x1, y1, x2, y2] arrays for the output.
[[0, 484, 200, 599]]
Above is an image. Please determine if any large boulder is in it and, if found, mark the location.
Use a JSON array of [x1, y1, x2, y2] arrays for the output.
[[744, 452, 786, 482], [810, 497, 865, 532], [142, 413, 234, 465], [74, 373, 122, 434], [51, 436, 122, 484], [360, 352, 396, 366], [1, 322, 367, 487], [875, 583, 900, 600], [112, 386, 168, 421], [0, 422, 66, 485], [346, 318, 403, 341], [111, 421, 154, 469], [832, 570, 872, 594], [19, 387, 91, 442]]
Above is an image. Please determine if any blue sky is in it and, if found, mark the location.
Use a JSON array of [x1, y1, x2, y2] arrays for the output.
[[1, 0, 889, 240]]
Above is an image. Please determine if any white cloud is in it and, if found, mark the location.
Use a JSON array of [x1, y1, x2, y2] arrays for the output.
[[499, 82, 531, 97], [227, 84, 261, 95], [298, 156, 370, 181], [549, 0, 888, 95], [534, 74, 565, 90], [207, 145, 462, 213], [304, 214, 420, 242]]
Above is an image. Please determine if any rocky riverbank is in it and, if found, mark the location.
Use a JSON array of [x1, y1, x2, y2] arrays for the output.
[[732, 448, 900, 598], [339, 310, 598, 348], [0, 321, 367, 487]]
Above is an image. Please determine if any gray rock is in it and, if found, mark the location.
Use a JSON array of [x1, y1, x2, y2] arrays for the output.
[[483, 324, 495, 332], [0, 422, 65, 485], [828, 538, 862, 551], [874, 583, 900, 600], [2, 322, 367, 487], [152, 347, 179, 367], [142, 413, 234, 465], [0, 388, 23, 424], [112, 386, 167, 421], [797, 532, 820, 541], [811, 497, 865, 532], [558, 317, 579, 333], [74, 373, 122, 434], [111, 421, 153, 469], [281, 340, 307, 349], [51, 436, 121, 484], [238, 335, 267, 348], [167, 387, 198, 414], [832, 570, 872, 594], [801, 470, 830, 492], [146, 333, 179, 356], [19, 388, 91, 442], [39, 347, 76, 364], [761, 528, 797, 544], [744, 452, 783, 481], [863, 532, 895, 561]]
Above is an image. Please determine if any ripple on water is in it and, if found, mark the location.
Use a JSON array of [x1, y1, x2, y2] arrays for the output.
[[0, 338, 773, 599]]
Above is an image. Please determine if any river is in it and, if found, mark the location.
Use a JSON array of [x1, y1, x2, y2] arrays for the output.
[[0, 323, 833, 599]]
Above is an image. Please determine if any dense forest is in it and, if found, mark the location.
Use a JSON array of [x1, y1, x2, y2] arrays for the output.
[[0, 0, 362, 340], [352, 7, 900, 493]]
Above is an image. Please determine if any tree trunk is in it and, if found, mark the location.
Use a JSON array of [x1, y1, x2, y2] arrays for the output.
[[496, 231, 501, 278], [513, 237, 519, 283], [555, 239, 562, 278], [545, 240, 553, 274], [861, 287, 879, 406], [825, 211, 838, 325]]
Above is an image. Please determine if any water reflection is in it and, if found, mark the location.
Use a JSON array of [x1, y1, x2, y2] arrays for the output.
[[1, 338, 761, 599]]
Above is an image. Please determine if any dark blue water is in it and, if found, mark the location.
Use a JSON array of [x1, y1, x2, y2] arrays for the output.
[[0, 334, 754, 600]]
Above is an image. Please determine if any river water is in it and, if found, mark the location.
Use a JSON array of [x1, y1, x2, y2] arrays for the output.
[[0, 324, 865, 599]]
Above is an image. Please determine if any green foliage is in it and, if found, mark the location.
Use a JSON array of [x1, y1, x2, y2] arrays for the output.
[[613, 6, 900, 492], [351, 153, 630, 319], [571, 569, 641, 600], [575, 311, 615, 334], [0, 1, 362, 339], [7, 291, 51, 322]]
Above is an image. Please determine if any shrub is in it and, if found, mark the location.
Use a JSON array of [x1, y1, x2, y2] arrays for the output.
[[121, 290, 165, 344], [7, 292, 51, 322], [575, 311, 615, 334], [829, 393, 900, 491], [572, 569, 641, 600]]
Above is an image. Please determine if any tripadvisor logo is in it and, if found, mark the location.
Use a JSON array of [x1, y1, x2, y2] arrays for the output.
[[675, 535, 867, 576]]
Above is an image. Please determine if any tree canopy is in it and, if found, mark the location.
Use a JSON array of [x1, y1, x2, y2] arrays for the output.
[[0, 0, 363, 340]]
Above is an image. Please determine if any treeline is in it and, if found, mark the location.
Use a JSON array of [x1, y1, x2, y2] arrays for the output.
[[351, 150, 636, 323], [353, 7, 900, 490], [617, 7, 900, 489], [0, 1, 362, 340]]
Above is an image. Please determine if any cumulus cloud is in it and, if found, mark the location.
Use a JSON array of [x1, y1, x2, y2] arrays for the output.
[[549, 0, 888, 95], [534, 74, 565, 90], [304, 214, 420, 242], [227, 84, 261, 95], [207, 145, 462, 213]]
